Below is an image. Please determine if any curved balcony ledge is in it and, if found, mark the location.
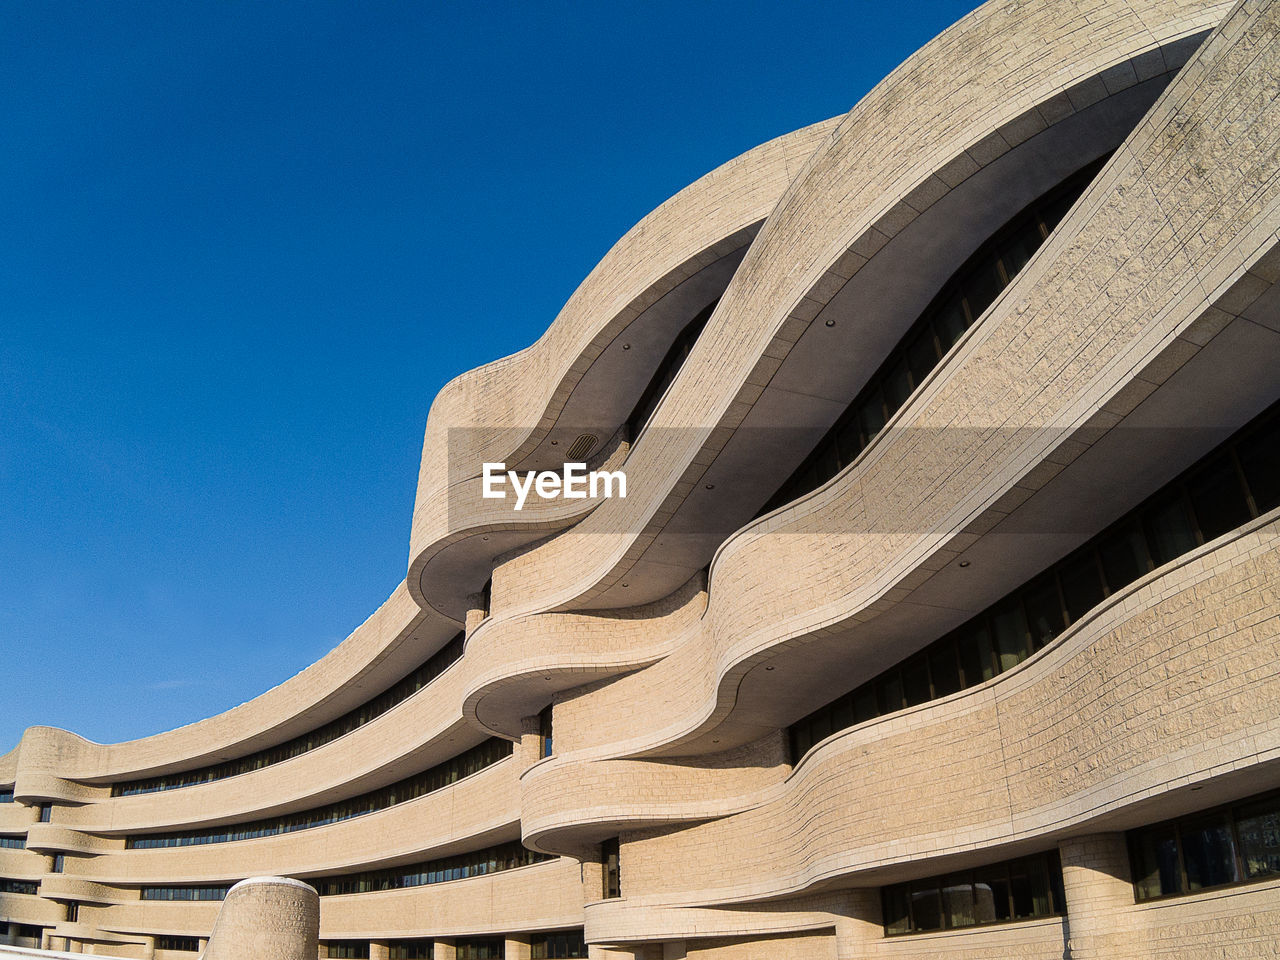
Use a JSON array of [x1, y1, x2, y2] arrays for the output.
[[65, 662, 478, 833], [481, 9, 1224, 621], [461, 575, 705, 739], [592, 517, 1280, 909], [24, 824, 115, 855], [473, 19, 1280, 768], [406, 121, 841, 622], [80, 759, 519, 885], [6, 583, 460, 790], [315, 858, 582, 940]]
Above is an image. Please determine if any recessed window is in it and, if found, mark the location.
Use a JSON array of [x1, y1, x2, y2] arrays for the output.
[[539, 705, 554, 759], [388, 940, 432, 960], [757, 159, 1108, 519], [883, 851, 1065, 936], [530, 931, 586, 959], [1130, 790, 1280, 900], [127, 737, 511, 849], [113, 632, 465, 796], [455, 938, 504, 960], [788, 400, 1280, 765], [155, 936, 199, 952], [325, 941, 370, 959], [602, 837, 621, 899]]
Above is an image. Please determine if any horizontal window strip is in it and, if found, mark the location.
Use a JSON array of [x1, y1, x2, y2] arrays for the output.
[[758, 159, 1106, 519], [126, 738, 511, 848], [531, 930, 587, 959], [139, 841, 551, 903], [113, 632, 464, 796], [789, 398, 1280, 763], [626, 299, 718, 442], [155, 936, 200, 952], [0, 791, 13, 803], [882, 851, 1065, 935], [0, 878, 39, 895], [1130, 788, 1280, 901], [141, 885, 230, 901], [0, 836, 26, 849], [312, 840, 552, 896]]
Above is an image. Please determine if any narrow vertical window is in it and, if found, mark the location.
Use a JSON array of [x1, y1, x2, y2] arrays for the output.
[[538, 705, 554, 759], [602, 837, 621, 899]]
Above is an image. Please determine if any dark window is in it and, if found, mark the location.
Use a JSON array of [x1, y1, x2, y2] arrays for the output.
[[928, 641, 963, 698], [1130, 790, 1280, 900], [1187, 453, 1252, 542], [602, 837, 621, 899], [1237, 420, 1280, 513], [127, 738, 511, 849], [325, 942, 370, 959], [1132, 825, 1182, 900], [530, 931, 587, 960], [990, 601, 1030, 673], [64, 903, 78, 923], [0, 791, 13, 804], [156, 937, 200, 952], [1058, 554, 1106, 624], [51, 854, 64, 873], [957, 625, 995, 687], [787, 399, 1280, 765], [308, 841, 550, 897], [539, 705, 554, 759], [1236, 796, 1280, 880], [1021, 577, 1064, 650], [38, 804, 52, 823], [388, 941, 433, 960], [0, 879, 39, 895], [113, 632, 466, 796], [1142, 492, 1198, 567], [0, 836, 25, 849], [1098, 524, 1151, 591], [141, 886, 232, 901], [626, 300, 718, 441], [757, 159, 1109, 519], [883, 851, 1065, 935], [1182, 815, 1238, 891], [901, 657, 931, 707], [456, 939, 504, 960], [877, 673, 905, 714]]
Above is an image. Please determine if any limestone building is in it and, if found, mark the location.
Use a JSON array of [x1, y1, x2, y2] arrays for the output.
[[4, 0, 1280, 957]]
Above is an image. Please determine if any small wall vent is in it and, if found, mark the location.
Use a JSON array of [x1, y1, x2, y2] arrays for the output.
[[566, 434, 598, 460]]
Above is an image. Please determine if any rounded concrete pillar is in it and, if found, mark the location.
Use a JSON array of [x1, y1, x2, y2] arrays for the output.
[[202, 876, 319, 960], [1058, 833, 1137, 959]]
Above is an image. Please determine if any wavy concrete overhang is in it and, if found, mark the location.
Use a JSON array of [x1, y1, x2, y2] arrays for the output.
[[406, 121, 841, 622], [468, 0, 1276, 772], [461, 572, 707, 739], [522, 503, 1280, 860], [574, 516, 1280, 916], [508, 80, 1190, 612], [3, 582, 473, 797], [68, 765, 518, 885], [482, 0, 1231, 621], [53, 666, 485, 834]]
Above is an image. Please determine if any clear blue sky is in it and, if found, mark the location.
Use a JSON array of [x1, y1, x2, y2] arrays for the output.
[[1, 0, 980, 749]]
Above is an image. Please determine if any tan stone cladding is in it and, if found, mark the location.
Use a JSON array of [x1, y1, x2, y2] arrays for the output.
[[3, 1, 1280, 958]]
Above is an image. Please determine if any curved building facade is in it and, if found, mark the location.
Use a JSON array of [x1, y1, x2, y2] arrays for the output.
[[5, 0, 1280, 957]]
